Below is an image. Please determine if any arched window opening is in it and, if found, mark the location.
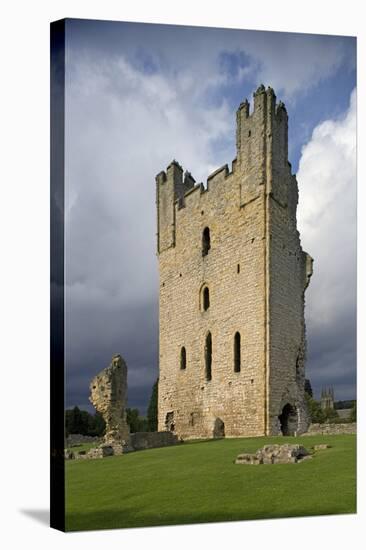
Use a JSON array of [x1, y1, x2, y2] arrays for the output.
[[202, 227, 211, 257], [234, 332, 241, 372], [180, 346, 187, 370], [205, 332, 212, 381], [203, 286, 210, 311]]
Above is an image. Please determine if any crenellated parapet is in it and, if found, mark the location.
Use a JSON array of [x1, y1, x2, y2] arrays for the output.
[[156, 85, 299, 255], [236, 84, 291, 191], [156, 160, 196, 253], [156, 157, 235, 253]]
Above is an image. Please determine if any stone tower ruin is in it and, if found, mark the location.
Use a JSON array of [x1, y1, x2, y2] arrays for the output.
[[155, 85, 313, 439], [321, 387, 335, 411]]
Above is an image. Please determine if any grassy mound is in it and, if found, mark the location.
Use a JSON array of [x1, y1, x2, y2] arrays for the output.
[[65, 434, 356, 531]]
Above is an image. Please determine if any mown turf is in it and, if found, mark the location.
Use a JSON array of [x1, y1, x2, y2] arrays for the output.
[[65, 434, 356, 531], [66, 442, 99, 453]]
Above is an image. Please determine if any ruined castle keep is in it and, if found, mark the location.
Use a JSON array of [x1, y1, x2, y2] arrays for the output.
[[155, 85, 313, 439]]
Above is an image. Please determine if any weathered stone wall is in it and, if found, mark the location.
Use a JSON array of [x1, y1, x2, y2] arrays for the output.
[[302, 423, 356, 435], [268, 103, 313, 434], [157, 163, 266, 438], [130, 431, 179, 450], [337, 408, 352, 420], [66, 432, 179, 459], [89, 354, 131, 450], [156, 85, 312, 439]]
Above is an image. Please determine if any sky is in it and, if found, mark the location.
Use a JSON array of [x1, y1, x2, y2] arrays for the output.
[[64, 19, 356, 414]]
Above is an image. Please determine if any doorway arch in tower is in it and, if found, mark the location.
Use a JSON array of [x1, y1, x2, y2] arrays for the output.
[[278, 403, 298, 436]]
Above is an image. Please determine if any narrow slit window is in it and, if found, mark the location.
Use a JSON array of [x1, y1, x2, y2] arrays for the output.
[[203, 286, 210, 311], [180, 347, 187, 370], [202, 227, 211, 257], [234, 332, 241, 372], [205, 332, 212, 381]]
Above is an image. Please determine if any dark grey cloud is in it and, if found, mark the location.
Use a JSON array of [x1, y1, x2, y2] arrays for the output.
[[66, 300, 158, 414]]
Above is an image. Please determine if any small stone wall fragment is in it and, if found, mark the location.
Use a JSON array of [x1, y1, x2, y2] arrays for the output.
[[302, 423, 356, 436], [130, 431, 179, 450]]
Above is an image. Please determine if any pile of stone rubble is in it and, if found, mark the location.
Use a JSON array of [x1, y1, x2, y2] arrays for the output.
[[235, 443, 313, 465]]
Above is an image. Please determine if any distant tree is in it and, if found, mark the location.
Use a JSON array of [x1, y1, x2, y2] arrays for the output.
[[87, 411, 106, 436], [126, 408, 149, 433], [147, 378, 158, 432], [94, 411, 106, 436], [65, 407, 106, 436], [324, 407, 339, 423], [66, 406, 86, 434], [80, 409, 91, 432], [350, 402, 357, 422], [304, 379, 313, 398], [305, 394, 326, 424], [126, 408, 140, 433]]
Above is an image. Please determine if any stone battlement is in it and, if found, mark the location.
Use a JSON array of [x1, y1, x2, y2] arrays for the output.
[[156, 85, 298, 255]]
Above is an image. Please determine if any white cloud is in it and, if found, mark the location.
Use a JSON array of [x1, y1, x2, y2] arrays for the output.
[[297, 88, 356, 350], [65, 53, 234, 311]]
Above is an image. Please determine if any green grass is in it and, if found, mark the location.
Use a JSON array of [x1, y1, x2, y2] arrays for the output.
[[66, 442, 98, 454], [65, 434, 356, 531]]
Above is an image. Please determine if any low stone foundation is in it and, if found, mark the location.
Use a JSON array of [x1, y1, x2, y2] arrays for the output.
[[130, 431, 179, 450], [302, 423, 356, 436], [65, 431, 179, 460], [235, 444, 311, 465], [74, 444, 123, 460]]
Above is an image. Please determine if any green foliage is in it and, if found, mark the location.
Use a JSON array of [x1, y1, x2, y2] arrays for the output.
[[147, 378, 158, 432], [88, 411, 106, 436], [126, 408, 148, 433], [305, 394, 326, 423], [65, 406, 84, 435], [65, 407, 106, 437], [304, 378, 313, 398], [324, 407, 339, 423], [305, 395, 343, 424], [65, 434, 356, 531]]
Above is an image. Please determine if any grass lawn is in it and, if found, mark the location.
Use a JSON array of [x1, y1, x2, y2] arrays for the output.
[[65, 434, 356, 531], [66, 442, 100, 454]]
